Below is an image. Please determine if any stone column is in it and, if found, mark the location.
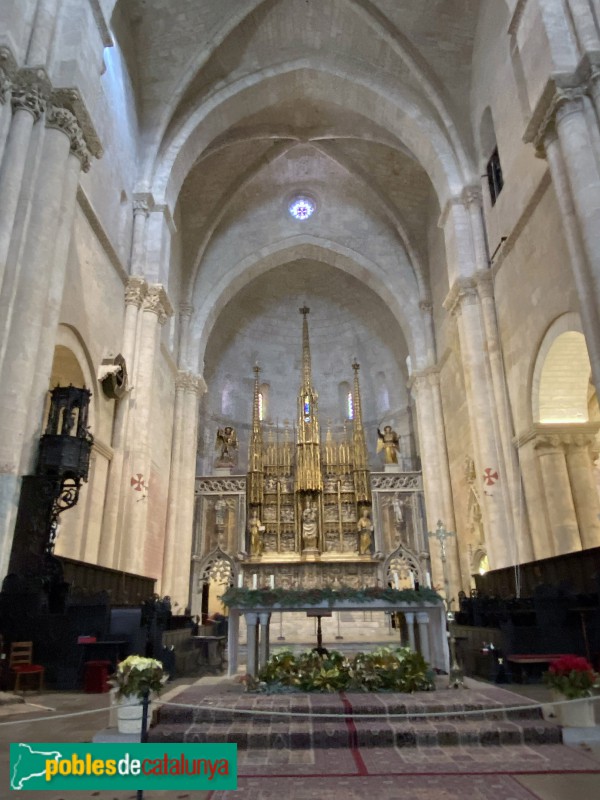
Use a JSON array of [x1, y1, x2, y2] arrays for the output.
[[161, 370, 205, 607], [428, 371, 462, 589], [258, 612, 271, 671], [410, 371, 456, 595], [22, 144, 90, 472], [227, 609, 240, 677], [564, 433, 600, 549], [416, 612, 431, 665], [0, 73, 47, 294], [445, 282, 513, 569], [98, 276, 147, 567], [178, 303, 194, 369], [0, 50, 16, 161], [475, 271, 534, 563], [118, 285, 173, 575], [26, 0, 60, 67], [542, 122, 600, 389], [245, 613, 259, 677], [0, 108, 83, 578], [404, 611, 416, 652], [534, 433, 581, 554]]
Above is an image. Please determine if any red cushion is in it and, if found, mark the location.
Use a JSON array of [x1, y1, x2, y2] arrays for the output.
[[12, 665, 44, 673]]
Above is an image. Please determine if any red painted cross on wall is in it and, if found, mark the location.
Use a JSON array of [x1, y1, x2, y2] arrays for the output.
[[130, 473, 146, 491], [483, 468, 499, 486]]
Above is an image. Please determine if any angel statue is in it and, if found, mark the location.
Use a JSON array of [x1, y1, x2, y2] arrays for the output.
[[215, 425, 238, 466], [377, 424, 400, 464]]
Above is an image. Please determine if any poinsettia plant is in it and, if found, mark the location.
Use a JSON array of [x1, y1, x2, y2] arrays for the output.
[[109, 655, 168, 699], [543, 655, 599, 699]]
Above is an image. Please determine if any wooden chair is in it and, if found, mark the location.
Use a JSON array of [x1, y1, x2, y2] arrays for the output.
[[9, 641, 45, 692]]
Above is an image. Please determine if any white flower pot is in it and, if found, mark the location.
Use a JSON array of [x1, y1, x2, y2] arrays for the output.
[[116, 695, 148, 735], [551, 691, 596, 728]]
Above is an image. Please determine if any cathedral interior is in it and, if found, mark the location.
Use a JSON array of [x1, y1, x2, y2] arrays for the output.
[[1, 0, 600, 685]]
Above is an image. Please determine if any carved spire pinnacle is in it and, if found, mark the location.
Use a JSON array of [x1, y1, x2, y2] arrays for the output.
[[300, 305, 312, 390], [247, 363, 264, 506], [351, 361, 371, 503]]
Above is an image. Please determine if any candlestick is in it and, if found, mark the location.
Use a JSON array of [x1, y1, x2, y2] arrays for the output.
[[425, 571, 431, 589], [252, 574, 258, 590], [237, 573, 243, 588], [393, 571, 399, 591], [270, 574, 275, 590]]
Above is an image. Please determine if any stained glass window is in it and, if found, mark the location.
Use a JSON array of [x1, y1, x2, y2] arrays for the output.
[[347, 392, 354, 420], [258, 392, 264, 421], [289, 196, 315, 220]]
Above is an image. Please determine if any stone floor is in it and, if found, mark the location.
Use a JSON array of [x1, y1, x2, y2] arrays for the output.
[[0, 669, 598, 799]]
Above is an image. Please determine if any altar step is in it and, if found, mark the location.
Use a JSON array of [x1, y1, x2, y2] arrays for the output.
[[148, 679, 563, 749]]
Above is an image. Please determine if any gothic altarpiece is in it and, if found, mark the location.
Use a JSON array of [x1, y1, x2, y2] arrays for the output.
[[190, 309, 431, 616]]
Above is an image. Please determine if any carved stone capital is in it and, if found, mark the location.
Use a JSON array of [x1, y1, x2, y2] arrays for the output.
[[50, 88, 102, 159], [461, 185, 483, 209], [46, 105, 91, 171], [534, 433, 563, 453], [47, 107, 91, 171], [175, 370, 206, 395], [143, 284, 173, 324], [0, 63, 11, 104], [418, 300, 433, 314], [133, 193, 154, 218], [11, 82, 47, 120], [124, 275, 147, 308], [179, 303, 194, 318], [526, 83, 588, 158], [443, 277, 478, 316]]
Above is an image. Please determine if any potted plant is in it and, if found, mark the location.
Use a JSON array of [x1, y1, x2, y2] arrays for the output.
[[109, 655, 168, 734], [543, 655, 599, 727]]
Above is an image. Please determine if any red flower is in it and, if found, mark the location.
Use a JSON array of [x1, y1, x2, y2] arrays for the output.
[[548, 655, 594, 677]]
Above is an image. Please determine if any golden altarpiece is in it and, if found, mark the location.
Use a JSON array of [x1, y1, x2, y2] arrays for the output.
[[190, 309, 430, 616]]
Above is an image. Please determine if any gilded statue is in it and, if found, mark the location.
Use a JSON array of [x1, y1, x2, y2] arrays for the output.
[[216, 425, 238, 465], [248, 509, 263, 557], [377, 425, 400, 464], [301, 503, 319, 551], [357, 507, 373, 555]]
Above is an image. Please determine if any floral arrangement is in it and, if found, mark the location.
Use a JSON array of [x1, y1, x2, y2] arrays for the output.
[[221, 585, 442, 609], [543, 655, 599, 699], [109, 655, 168, 699], [256, 646, 435, 693]]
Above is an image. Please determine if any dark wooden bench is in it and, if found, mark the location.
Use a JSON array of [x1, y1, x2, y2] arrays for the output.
[[506, 653, 570, 683]]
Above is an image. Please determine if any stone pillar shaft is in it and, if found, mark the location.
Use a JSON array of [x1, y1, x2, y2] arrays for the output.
[[453, 292, 512, 568], [410, 375, 448, 593], [535, 437, 581, 554], [26, 0, 60, 67], [98, 277, 147, 567], [228, 609, 240, 677], [404, 611, 416, 652], [565, 439, 600, 549], [118, 286, 172, 574], [245, 613, 259, 677], [162, 371, 204, 607], [544, 132, 600, 390], [0, 100, 39, 292], [416, 612, 431, 665], [258, 612, 271, 671], [0, 120, 73, 578]]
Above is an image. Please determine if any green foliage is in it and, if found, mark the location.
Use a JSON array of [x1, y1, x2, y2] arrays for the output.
[[257, 646, 435, 693], [221, 585, 443, 608]]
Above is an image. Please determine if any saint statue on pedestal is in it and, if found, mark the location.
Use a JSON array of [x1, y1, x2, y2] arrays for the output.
[[377, 425, 400, 464], [215, 425, 238, 465], [248, 509, 264, 557], [302, 503, 319, 551], [357, 507, 373, 555]]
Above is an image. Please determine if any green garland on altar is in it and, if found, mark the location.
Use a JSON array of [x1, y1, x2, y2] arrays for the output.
[[220, 585, 443, 608]]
